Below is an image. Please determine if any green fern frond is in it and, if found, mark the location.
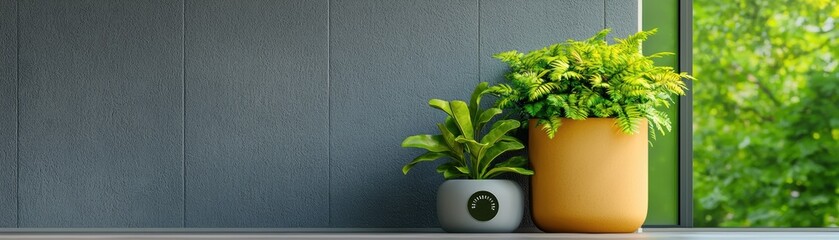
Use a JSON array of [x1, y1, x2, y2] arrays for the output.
[[538, 116, 562, 139], [647, 107, 671, 135], [523, 102, 545, 116], [570, 49, 583, 63], [546, 94, 569, 108], [647, 52, 675, 59], [495, 98, 513, 109], [624, 77, 652, 88], [493, 50, 523, 70], [680, 72, 697, 81], [589, 74, 603, 85], [624, 105, 642, 118], [548, 70, 564, 81], [486, 83, 514, 95], [627, 89, 651, 97], [549, 59, 570, 70], [616, 114, 636, 134], [529, 82, 559, 100], [561, 71, 583, 80], [489, 28, 694, 139], [587, 28, 611, 43]]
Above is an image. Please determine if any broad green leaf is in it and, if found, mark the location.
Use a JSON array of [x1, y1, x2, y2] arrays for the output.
[[428, 99, 453, 117], [479, 140, 525, 175], [401, 135, 448, 152], [444, 116, 461, 136], [476, 120, 522, 165], [402, 152, 450, 175], [436, 123, 463, 162], [482, 140, 525, 164], [455, 135, 488, 155], [469, 82, 490, 123], [484, 166, 534, 179], [494, 156, 528, 168], [499, 135, 524, 146], [437, 162, 468, 180], [480, 120, 521, 145], [443, 169, 467, 180], [455, 166, 471, 174], [449, 101, 474, 139], [435, 162, 454, 174], [476, 108, 503, 127]]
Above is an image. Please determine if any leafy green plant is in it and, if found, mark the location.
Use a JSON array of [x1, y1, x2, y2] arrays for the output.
[[693, 0, 839, 227], [487, 29, 694, 139], [401, 82, 534, 179]]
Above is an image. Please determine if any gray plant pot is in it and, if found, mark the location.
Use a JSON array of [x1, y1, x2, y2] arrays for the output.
[[436, 179, 524, 233]]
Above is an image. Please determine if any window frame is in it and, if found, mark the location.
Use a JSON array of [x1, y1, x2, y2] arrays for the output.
[[678, 0, 694, 228]]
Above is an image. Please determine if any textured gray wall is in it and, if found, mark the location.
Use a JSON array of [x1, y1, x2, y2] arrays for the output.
[[184, 0, 329, 227], [0, 0, 17, 228], [17, 0, 184, 227], [329, 0, 478, 227], [0, 0, 637, 228]]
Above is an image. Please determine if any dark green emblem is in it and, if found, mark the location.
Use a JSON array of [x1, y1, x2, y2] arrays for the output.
[[467, 191, 499, 221]]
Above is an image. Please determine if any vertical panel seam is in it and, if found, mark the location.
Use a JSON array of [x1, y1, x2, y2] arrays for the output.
[[603, 0, 607, 29], [181, 0, 186, 228], [477, 0, 480, 85], [16, 0, 20, 228], [326, 0, 332, 227]]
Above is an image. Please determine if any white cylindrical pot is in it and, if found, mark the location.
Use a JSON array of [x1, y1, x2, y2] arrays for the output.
[[437, 179, 524, 233]]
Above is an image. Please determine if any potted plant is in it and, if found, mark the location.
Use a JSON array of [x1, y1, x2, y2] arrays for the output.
[[401, 82, 534, 233], [487, 29, 695, 233]]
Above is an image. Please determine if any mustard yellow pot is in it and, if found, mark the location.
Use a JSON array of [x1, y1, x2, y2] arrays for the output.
[[529, 118, 648, 233]]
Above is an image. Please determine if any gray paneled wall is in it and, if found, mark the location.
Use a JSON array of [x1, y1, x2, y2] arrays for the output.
[[330, 0, 477, 227], [0, 0, 17, 228], [0, 0, 637, 228], [184, 0, 329, 227], [17, 0, 184, 227]]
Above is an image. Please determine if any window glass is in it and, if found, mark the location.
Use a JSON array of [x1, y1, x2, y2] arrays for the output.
[[693, 0, 839, 227]]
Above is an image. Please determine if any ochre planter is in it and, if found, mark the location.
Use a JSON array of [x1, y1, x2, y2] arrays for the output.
[[529, 118, 648, 233]]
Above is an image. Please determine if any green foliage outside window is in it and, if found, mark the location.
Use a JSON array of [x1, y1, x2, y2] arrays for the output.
[[694, 0, 839, 227]]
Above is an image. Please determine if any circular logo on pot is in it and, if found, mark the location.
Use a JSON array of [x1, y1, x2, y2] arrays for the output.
[[467, 191, 498, 221]]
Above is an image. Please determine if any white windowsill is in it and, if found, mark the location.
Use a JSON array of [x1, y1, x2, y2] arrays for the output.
[[1, 228, 839, 240]]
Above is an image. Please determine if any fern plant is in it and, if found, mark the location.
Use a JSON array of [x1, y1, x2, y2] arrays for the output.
[[487, 29, 695, 139], [401, 82, 534, 179]]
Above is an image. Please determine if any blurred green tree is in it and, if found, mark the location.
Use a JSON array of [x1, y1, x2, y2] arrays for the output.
[[693, 0, 839, 227]]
